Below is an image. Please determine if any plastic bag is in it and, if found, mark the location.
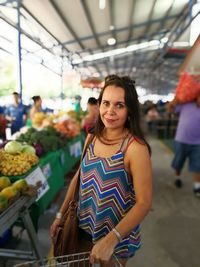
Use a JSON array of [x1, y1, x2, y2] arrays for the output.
[[175, 72, 200, 103]]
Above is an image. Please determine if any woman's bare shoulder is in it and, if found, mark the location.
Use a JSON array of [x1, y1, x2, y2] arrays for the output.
[[126, 136, 149, 157]]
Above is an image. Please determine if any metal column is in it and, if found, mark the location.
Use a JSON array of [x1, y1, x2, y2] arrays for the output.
[[16, 0, 23, 102]]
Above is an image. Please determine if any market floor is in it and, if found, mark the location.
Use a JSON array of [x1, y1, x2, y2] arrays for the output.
[[1, 136, 200, 267]]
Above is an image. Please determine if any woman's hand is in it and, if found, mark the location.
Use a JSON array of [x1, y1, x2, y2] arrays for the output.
[[50, 218, 61, 242], [90, 231, 118, 264]]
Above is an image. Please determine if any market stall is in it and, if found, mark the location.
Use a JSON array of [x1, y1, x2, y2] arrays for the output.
[[33, 133, 84, 215], [0, 130, 85, 243]]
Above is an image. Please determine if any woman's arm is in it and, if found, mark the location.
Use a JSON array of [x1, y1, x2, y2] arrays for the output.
[[166, 97, 180, 113], [111, 141, 152, 238]]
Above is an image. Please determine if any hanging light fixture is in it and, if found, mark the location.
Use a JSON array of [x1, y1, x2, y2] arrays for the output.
[[107, 37, 116, 46], [99, 0, 106, 10]]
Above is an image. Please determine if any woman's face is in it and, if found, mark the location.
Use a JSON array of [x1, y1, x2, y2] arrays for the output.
[[100, 85, 128, 130]]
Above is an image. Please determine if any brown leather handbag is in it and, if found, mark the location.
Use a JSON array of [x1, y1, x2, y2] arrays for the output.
[[53, 134, 93, 258]]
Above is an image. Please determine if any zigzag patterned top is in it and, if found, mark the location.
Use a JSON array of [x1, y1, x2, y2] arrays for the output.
[[78, 136, 141, 258]]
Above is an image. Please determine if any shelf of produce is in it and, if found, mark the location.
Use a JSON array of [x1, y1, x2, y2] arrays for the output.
[[1, 133, 85, 231], [0, 195, 43, 261]]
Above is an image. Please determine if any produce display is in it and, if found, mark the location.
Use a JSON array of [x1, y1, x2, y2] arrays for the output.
[[32, 112, 48, 128], [67, 110, 87, 123], [0, 141, 39, 176], [0, 109, 83, 215], [54, 118, 81, 138], [16, 126, 67, 157], [0, 176, 37, 213], [30, 110, 82, 138]]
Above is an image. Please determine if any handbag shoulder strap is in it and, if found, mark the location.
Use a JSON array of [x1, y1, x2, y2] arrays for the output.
[[80, 133, 94, 162], [73, 133, 94, 195], [60, 134, 94, 214]]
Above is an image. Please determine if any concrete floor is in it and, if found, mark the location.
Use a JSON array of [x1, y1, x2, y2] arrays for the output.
[[127, 138, 200, 267], [1, 136, 200, 267]]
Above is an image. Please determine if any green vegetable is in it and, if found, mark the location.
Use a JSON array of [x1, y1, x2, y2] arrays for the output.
[[4, 141, 23, 154]]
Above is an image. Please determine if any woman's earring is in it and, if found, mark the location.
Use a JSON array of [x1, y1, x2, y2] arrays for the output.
[[128, 116, 130, 121]]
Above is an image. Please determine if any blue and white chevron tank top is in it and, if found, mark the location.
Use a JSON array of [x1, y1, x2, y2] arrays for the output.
[[78, 136, 141, 258]]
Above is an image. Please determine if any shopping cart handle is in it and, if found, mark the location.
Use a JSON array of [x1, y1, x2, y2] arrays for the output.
[[92, 263, 101, 267]]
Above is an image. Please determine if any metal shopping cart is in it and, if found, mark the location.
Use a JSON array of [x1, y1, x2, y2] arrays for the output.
[[14, 251, 123, 267]]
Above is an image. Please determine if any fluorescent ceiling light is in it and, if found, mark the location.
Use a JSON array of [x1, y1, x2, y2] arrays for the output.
[[161, 37, 168, 43], [172, 41, 190, 47], [72, 40, 161, 64]]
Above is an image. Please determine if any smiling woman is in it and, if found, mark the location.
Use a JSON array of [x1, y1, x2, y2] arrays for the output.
[[50, 74, 153, 267]]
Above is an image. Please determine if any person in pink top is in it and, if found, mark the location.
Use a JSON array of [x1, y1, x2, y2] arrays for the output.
[[82, 97, 99, 133], [167, 92, 200, 197], [145, 104, 160, 132]]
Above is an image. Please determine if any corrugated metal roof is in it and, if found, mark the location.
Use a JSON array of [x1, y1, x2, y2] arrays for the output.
[[0, 0, 199, 94]]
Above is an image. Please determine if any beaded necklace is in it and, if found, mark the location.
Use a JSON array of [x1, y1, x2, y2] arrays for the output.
[[99, 130, 129, 145]]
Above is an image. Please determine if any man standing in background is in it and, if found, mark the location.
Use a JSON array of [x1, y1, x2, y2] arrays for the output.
[[5, 92, 27, 134]]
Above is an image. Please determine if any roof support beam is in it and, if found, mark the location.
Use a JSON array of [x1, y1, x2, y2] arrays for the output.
[[75, 29, 168, 56], [141, 0, 158, 36], [0, 14, 59, 57], [21, 3, 70, 54], [80, 0, 101, 48], [108, 0, 117, 42], [80, 1, 109, 75], [16, 0, 23, 101], [126, 0, 137, 43], [155, 0, 175, 35], [61, 14, 179, 46], [153, 5, 200, 69], [49, 0, 85, 50], [0, 46, 12, 55], [108, 0, 117, 73]]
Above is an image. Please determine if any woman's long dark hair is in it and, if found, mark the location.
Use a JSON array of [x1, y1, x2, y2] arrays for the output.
[[94, 75, 151, 154]]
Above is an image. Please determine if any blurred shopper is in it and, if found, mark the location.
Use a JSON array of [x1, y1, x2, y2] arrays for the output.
[[82, 97, 99, 133], [0, 105, 5, 114], [50, 75, 152, 266], [5, 92, 27, 134], [145, 104, 160, 133], [29, 95, 43, 119], [167, 93, 200, 197], [74, 95, 81, 113], [0, 106, 7, 140]]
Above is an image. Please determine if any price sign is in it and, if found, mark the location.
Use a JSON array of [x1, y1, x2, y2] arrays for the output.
[[69, 140, 82, 157], [25, 167, 49, 201], [41, 163, 52, 179]]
